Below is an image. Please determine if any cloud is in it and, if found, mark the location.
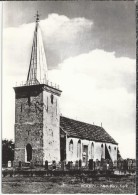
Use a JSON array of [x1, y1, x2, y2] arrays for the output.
[[2, 14, 136, 159], [41, 14, 93, 42], [3, 13, 93, 74], [48, 50, 136, 158]]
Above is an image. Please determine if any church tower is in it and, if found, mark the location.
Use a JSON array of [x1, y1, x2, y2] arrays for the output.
[[14, 12, 62, 166]]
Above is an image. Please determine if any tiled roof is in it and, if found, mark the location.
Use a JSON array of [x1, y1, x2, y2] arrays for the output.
[[60, 116, 118, 145]]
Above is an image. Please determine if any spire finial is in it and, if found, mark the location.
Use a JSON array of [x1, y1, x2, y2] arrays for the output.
[[35, 11, 40, 23]]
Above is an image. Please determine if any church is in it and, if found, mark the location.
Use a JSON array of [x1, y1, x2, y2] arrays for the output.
[[14, 13, 118, 167]]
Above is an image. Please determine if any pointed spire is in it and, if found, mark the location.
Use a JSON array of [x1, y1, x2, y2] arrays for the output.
[[27, 11, 48, 85]]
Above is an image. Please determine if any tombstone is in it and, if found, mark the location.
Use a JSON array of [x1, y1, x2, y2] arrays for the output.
[[128, 159, 132, 171], [30, 161, 34, 169], [117, 159, 122, 173], [61, 161, 65, 171], [109, 160, 113, 170], [45, 160, 48, 170], [8, 161, 11, 168], [123, 160, 128, 174], [132, 159, 136, 171], [89, 159, 93, 170], [93, 161, 95, 170], [103, 159, 107, 171], [75, 160, 79, 170], [114, 160, 117, 169], [68, 161, 71, 169], [79, 159, 82, 168], [95, 159, 100, 170], [70, 161, 73, 169], [52, 161, 56, 170]]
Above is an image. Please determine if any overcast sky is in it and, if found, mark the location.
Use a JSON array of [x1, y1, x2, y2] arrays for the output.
[[2, 1, 136, 159]]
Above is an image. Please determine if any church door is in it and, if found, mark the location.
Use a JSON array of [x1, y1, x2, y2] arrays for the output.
[[26, 144, 32, 162], [83, 145, 88, 166]]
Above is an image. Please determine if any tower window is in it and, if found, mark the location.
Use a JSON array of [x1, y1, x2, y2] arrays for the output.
[[21, 104, 22, 112], [51, 94, 54, 104], [101, 144, 103, 148], [114, 147, 116, 150]]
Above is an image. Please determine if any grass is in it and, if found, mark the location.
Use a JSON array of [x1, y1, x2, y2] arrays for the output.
[[2, 175, 135, 194]]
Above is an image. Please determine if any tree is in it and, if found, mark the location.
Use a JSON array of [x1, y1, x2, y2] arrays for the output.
[[2, 139, 14, 165], [117, 147, 122, 160]]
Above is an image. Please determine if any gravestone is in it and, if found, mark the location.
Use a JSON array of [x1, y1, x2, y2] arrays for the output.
[[45, 160, 48, 170], [89, 159, 93, 170], [79, 160, 82, 168], [75, 160, 79, 169], [19, 161, 22, 168], [52, 161, 56, 170]]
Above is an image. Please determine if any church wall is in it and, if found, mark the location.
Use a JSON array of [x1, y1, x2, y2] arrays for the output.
[[66, 137, 117, 164], [93, 142, 105, 161], [105, 143, 117, 162], [43, 90, 60, 164]]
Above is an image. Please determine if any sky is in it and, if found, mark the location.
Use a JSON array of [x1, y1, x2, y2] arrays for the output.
[[2, 1, 136, 159]]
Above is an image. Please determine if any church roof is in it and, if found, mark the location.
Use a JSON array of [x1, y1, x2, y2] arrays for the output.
[[60, 116, 118, 145]]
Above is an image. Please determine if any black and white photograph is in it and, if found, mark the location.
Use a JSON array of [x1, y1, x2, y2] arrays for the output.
[[1, 1, 136, 194]]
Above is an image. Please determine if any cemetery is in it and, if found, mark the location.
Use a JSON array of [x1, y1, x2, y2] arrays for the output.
[[2, 158, 135, 193]]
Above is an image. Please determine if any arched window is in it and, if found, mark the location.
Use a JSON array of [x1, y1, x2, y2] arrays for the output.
[[101, 144, 104, 158], [77, 140, 81, 158], [114, 147, 116, 150], [109, 146, 111, 152], [69, 139, 73, 153], [91, 142, 94, 159], [26, 144, 32, 162]]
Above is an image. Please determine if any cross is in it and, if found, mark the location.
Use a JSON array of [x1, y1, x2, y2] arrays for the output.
[[26, 129, 31, 135], [34, 11, 40, 23]]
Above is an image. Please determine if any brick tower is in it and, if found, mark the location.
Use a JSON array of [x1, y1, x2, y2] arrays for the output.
[[14, 12, 62, 166]]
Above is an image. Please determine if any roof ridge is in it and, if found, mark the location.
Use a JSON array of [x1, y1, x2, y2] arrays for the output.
[[60, 115, 103, 129]]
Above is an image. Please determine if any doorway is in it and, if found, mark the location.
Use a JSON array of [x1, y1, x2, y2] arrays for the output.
[[26, 144, 32, 162]]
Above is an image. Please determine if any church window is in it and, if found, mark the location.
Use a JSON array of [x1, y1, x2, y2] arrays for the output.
[[101, 144, 104, 158], [69, 139, 73, 153], [51, 94, 54, 104], [109, 146, 111, 152], [114, 147, 116, 150], [77, 140, 81, 158], [91, 142, 94, 159]]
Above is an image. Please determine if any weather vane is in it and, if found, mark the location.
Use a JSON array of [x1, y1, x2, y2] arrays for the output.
[[35, 11, 40, 23]]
